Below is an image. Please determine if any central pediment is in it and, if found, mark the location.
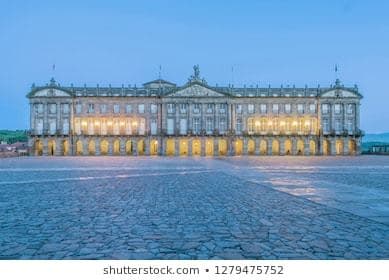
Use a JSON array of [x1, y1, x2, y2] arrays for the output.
[[166, 84, 228, 98]]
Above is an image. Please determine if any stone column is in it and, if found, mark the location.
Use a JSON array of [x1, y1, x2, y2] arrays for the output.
[[330, 138, 336, 156], [280, 137, 285, 156], [201, 138, 205, 156], [291, 138, 297, 156], [267, 138, 272, 156], [83, 138, 88, 156], [243, 138, 248, 155], [343, 137, 349, 155], [175, 138, 179, 156], [145, 137, 150, 156], [319, 138, 324, 155], [55, 138, 62, 156], [229, 138, 234, 156], [120, 138, 126, 156], [133, 138, 138, 156], [304, 137, 310, 156], [213, 138, 219, 156], [162, 137, 166, 156], [255, 137, 260, 156], [188, 138, 192, 156], [95, 138, 101, 156], [108, 138, 113, 156]]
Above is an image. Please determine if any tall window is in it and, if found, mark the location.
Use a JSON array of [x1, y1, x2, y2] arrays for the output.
[[100, 104, 107, 114], [75, 103, 82, 114], [284, 104, 291, 114], [125, 104, 132, 113], [206, 117, 213, 133], [335, 119, 342, 131], [151, 104, 158, 114], [167, 103, 175, 114], [219, 117, 227, 133], [193, 118, 201, 133], [219, 104, 227, 114], [206, 104, 214, 113], [34, 103, 44, 114], [180, 103, 188, 114], [62, 104, 69, 114], [167, 118, 174, 134], [347, 119, 354, 131], [260, 104, 267, 114], [236, 118, 242, 133], [309, 103, 316, 113], [248, 104, 255, 114], [334, 104, 341, 114], [62, 119, 69, 134], [113, 104, 120, 114], [235, 104, 242, 114], [49, 119, 56, 134], [180, 118, 187, 134], [138, 104, 145, 114], [272, 104, 279, 114], [247, 118, 254, 133], [151, 119, 157, 135], [347, 104, 354, 114], [297, 104, 304, 114], [88, 104, 95, 113], [49, 103, 57, 114], [193, 104, 201, 114], [322, 104, 329, 114]]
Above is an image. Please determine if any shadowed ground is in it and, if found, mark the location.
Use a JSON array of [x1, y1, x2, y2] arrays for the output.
[[0, 156, 388, 259]]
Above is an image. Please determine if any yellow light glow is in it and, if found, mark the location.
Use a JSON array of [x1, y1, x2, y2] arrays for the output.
[[292, 121, 298, 126], [107, 121, 112, 126], [120, 121, 125, 126], [255, 121, 260, 126], [304, 120, 310, 126], [94, 120, 100, 126], [81, 121, 87, 126], [132, 121, 138, 126], [268, 121, 273, 126], [280, 121, 285, 126]]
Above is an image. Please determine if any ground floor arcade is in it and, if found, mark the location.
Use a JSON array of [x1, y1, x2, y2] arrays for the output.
[[29, 136, 360, 156]]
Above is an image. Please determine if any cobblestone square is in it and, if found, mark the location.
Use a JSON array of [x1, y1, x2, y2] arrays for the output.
[[0, 156, 388, 259]]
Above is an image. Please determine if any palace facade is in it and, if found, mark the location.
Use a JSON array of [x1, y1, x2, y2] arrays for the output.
[[27, 66, 363, 156]]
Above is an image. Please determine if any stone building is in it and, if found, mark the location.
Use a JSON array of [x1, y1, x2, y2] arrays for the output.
[[27, 66, 363, 156]]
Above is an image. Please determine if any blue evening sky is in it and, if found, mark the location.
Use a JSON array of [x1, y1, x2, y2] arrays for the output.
[[1, 0, 388, 132]]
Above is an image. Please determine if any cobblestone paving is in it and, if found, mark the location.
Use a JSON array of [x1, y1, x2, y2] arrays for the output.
[[0, 157, 388, 259]]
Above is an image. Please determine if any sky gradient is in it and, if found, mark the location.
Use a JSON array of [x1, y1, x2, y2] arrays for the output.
[[1, 0, 388, 132]]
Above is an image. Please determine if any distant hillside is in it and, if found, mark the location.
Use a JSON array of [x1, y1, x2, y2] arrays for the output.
[[0, 130, 28, 144], [363, 133, 389, 143]]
